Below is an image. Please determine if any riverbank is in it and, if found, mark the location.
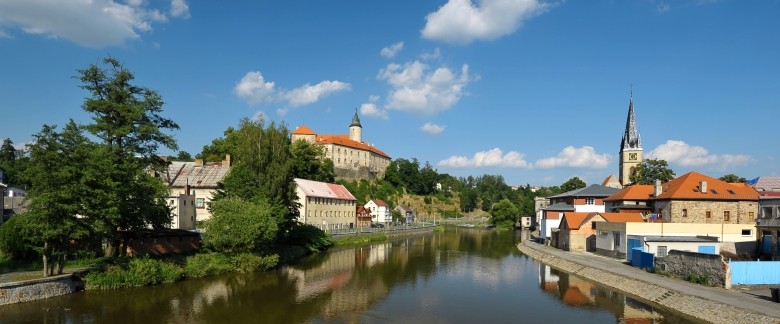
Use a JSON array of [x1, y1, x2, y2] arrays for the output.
[[517, 240, 780, 324]]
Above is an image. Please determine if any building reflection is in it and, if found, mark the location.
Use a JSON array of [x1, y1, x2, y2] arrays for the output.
[[538, 264, 664, 323]]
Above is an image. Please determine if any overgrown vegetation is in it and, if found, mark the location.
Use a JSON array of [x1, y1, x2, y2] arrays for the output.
[[334, 233, 387, 246]]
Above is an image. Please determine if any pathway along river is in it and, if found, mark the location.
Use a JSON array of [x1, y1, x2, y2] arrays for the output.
[[0, 226, 695, 323]]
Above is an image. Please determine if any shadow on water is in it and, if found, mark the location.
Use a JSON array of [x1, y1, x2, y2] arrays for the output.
[[1, 226, 693, 323]]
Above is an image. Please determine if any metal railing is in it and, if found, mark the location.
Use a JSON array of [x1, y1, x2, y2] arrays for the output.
[[327, 222, 436, 236]]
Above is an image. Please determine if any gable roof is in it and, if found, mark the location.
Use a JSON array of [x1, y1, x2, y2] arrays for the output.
[[654, 171, 759, 201], [562, 212, 644, 230], [542, 202, 575, 211], [292, 125, 316, 135], [164, 161, 230, 188], [294, 178, 356, 201], [549, 184, 621, 199], [316, 134, 390, 159], [356, 206, 370, 214], [603, 185, 654, 201], [395, 205, 413, 212], [748, 176, 780, 192], [369, 199, 389, 207]]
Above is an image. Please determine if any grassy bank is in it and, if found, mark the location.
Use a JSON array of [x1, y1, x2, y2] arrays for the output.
[[333, 233, 387, 246]]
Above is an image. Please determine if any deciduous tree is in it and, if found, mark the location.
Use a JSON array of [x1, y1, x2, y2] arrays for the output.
[[560, 177, 587, 192], [629, 159, 676, 185]]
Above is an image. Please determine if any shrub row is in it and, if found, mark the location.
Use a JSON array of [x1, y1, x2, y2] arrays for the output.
[[85, 253, 279, 289]]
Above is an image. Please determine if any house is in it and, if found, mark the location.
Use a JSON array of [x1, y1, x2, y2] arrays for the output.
[[2, 185, 28, 218], [365, 199, 392, 224], [556, 212, 643, 252], [533, 197, 550, 230], [394, 205, 415, 224], [159, 155, 231, 223], [603, 184, 654, 214], [295, 178, 357, 230], [539, 184, 620, 241], [356, 206, 372, 228], [119, 229, 200, 257], [626, 235, 720, 257], [595, 222, 756, 259], [291, 112, 392, 180], [652, 172, 759, 224], [750, 177, 780, 260]]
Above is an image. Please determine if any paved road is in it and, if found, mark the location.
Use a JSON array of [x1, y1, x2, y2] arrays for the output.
[[520, 240, 780, 320]]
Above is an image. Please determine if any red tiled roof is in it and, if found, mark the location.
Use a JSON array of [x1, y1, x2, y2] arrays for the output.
[[562, 212, 591, 230], [602, 175, 618, 186], [370, 199, 389, 207], [600, 212, 644, 223], [316, 134, 390, 159], [292, 125, 316, 135], [563, 212, 644, 230], [604, 185, 654, 201], [655, 172, 759, 201], [294, 178, 356, 201]]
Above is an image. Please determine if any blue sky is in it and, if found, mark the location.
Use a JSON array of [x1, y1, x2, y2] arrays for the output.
[[1, 0, 778, 187]]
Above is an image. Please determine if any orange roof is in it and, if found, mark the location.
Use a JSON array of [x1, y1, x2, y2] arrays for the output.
[[563, 212, 644, 230], [600, 212, 644, 222], [292, 125, 316, 135], [655, 171, 759, 201], [604, 185, 654, 201], [602, 175, 618, 186], [316, 134, 390, 159]]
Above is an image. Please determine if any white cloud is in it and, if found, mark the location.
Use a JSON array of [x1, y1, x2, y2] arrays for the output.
[[378, 61, 470, 115], [534, 146, 610, 169], [234, 71, 277, 104], [421, 48, 442, 61], [647, 140, 751, 169], [0, 0, 189, 47], [438, 148, 531, 168], [380, 41, 404, 58], [234, 71, 350, 108], [420, 123, 445, 135], [421, 0, 550, 45], [283, 81, 351, 107], [170, 0, 190, 18], [0, 29, 10, 39], [360, 102, 389, 119]]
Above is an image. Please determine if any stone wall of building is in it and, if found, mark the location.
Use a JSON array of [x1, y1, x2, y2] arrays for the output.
[[659, 200, 757, 224], [655, 250, 730, 288], [0, 274, 80, 305]]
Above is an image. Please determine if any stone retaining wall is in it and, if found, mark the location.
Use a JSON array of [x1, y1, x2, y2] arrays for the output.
[[0, 274, 81, 305], [656, 250, 731, 289], [517, 241, 775, 324]]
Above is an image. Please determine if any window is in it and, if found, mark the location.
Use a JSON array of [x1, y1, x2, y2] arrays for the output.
[[658, 246, 668, 257], [585, 198, 595, 205], [682, 209, 688, 217], [749, 212, 755, 222], [724, 211, 731, 222], [706, 211, 711, 218], [196, 198, 205, 209], [742, 229, 753, 236], [613, 232, 621, 247]]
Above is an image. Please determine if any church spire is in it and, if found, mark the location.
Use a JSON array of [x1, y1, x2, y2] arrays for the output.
[[350, 109, 362, 128], [620, 90, 641, 152]]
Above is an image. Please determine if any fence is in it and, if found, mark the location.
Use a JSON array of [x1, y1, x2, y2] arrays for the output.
[[730, 260, 780, 285], [630, 248, 655, 270]]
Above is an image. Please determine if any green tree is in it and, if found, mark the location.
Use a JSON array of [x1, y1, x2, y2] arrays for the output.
[[0, 138, 15, 168], [77, 57, 179, 257], [174, 150, 194, 161], [196, 126, 238, 162], [629, 158, 676, 185], [24, 122, 94, 276], [459, 187, 478, 213], [489, 199, 519, 227], [290, 139, 334, 182], [560, 177, 587, 192], [719, 174, 747, 183], [202, 197, 280, 253]]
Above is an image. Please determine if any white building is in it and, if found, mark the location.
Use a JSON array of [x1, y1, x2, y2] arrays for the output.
[[365, 199, 392, 224]]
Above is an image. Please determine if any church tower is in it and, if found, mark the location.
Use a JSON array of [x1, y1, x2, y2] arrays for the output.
[[619, 92, 642, 186], [349, 111, 362, 143]]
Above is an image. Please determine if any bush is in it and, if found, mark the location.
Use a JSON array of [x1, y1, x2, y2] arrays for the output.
[[286, 223, 334, 253], [184, 253, 234, 278], [230, 253, 279, 273], [85, 257, 184, 289]]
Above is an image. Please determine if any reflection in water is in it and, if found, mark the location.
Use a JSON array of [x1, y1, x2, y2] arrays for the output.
[[0, 227, 693, 323]]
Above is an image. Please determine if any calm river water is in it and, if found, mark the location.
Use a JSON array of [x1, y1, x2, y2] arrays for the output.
[[0, 226, 694, 323]]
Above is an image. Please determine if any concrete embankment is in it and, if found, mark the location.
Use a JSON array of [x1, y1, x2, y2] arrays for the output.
[[518, 240, 780, 324], [0, 273, 83, 306]]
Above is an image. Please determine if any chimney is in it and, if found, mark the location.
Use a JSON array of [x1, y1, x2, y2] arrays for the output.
[[222, 154, 232, 167], [653, 180, 662, 197], [194, 159, 204, 167], [184, 184, 191, 196], [700, 181, 708, 194]]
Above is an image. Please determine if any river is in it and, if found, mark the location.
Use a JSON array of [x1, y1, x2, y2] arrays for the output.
[[0, 226, 694, 323]]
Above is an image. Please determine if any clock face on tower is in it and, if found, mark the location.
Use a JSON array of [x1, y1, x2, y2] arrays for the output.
[[629, 153, 637, 161]]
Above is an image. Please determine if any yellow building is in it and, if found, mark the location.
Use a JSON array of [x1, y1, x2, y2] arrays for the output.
[[292, 112, 391, 180], [295, 178, 357, 230]]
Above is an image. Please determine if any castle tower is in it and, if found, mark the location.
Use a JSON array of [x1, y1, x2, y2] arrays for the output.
[[619, 92, 643, 186], [349, 111, 362, 143]]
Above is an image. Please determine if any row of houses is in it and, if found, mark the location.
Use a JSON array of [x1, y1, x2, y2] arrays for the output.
[[537, 172, 780, 261]]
